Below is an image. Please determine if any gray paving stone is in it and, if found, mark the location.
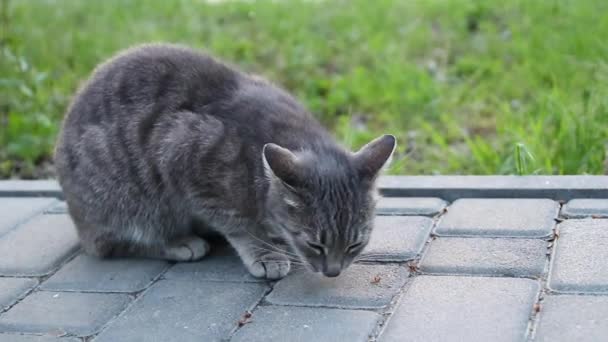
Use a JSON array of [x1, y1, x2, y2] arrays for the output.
[[0, 334, 79, 342], [0, 291, 131, 337], [376, 197, 447, 216], [232, 305, 380, 342], [0, 278, 37, 311], [359, 216, 433, 262], [266, 264, 409, 309], [535, 295, 608, 342], [41, 254, 168, 293], [0, 214, 79, 276], [548, 219, 608, 293], [43, 202, 67, 215], [379, 276, 539, 342], [164, 255, 263, 283], [419, 237, 547, 277], [436, 198, 558, 237], [562, 199, 608, 218], [94, 280, 268, 342], [0, 198, 56, 236]]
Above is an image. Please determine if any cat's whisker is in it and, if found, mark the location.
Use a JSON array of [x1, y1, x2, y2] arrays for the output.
[[250, 245, 288, 257], [249, 246, 313, 268], [248, 246, 313, 267], [255, 252, 311, 268], [243, 229, 300, 257], [249, 243, 300, 259]]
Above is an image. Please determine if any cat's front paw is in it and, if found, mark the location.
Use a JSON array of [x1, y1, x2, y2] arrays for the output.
[[247, 253, 291, 280]]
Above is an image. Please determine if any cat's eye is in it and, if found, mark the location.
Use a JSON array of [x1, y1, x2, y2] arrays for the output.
[[346, 242, 363, 253], [306, 241, 325, 255]]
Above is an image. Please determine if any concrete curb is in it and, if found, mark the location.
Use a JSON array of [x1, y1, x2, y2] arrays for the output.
[[1, 176, 607, 201], [0, 180, 63, 198], [379, 176, 608, 201]]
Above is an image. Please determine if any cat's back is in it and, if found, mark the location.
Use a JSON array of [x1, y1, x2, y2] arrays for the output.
[[54, 44, 244, 195], [63, 44, 241, 127]]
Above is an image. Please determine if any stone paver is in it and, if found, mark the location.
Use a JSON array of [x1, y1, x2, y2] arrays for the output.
[[41, 254, 168, 293], [231, 306, 379, 342], [562, 199, 608, 218], [436, 198, 558, 237], [376, 197, 447, 216], [0, 181, 606, 341], [0, 214, 79, 276], [420, 237, 547, 277], [94, 280, 268, 342], [0, 198, 56, 236], [535, 295, 608, 342], [0, 291, 131, 337], [0, 335, 79, 342], [548, 219, 608, 293], [164, 255, 262, 283], [359, 216, 433, 262], [379, 276, 539, 342], [0, 278, 37, 311], [266, 264, 409, 309]]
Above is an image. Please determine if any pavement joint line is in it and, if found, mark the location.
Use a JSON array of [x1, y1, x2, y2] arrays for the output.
[[33, 253, 172, 341], [523, 280, 545, 341], [432, 232, 557, 239], [77, 291, 138, 340], [255, 299, 392, 312], [252, 301, 382, 312], [0, 279, 39, 316], [84, 267, 174, 341], [524, 217, 560, 342], [226, 284, 276, 341], [415, 272, 546, 281], [0, 198, 60, 241], [0, 249, 81, 315], [365, 213, 442, 342], [368, 271, 418, 342], [538, 292, 608, 297]]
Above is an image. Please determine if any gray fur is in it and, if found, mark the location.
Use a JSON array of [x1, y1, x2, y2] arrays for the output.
[[54, 43, 396, 279]]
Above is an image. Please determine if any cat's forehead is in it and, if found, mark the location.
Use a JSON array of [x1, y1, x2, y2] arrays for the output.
[[306, 190, 372, 225], [308, 174, 368, 203]]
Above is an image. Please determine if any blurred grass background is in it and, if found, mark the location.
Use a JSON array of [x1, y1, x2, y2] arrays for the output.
[[1, 0, 607, 178]]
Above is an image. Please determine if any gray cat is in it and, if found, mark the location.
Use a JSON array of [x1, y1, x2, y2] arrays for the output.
[[54, 43, 396, 279]]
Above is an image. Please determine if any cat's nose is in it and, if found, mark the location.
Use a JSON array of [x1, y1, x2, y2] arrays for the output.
[[323, 269, 341, 277], [322, 263, 342, 277]]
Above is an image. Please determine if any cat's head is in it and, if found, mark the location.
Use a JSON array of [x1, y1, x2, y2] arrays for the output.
[[263, 135, 396, 277]]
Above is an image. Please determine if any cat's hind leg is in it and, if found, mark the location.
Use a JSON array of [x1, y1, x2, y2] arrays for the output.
[[77, 223, 210, 262], [162, 235, 210, 261]]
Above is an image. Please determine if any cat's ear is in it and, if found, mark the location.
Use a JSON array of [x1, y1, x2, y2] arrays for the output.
[[352, 134, 396, 180], [263, 143, 304, 188]]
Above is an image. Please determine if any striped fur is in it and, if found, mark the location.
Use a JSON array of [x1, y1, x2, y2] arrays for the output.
[[54, 43, 395, 279]]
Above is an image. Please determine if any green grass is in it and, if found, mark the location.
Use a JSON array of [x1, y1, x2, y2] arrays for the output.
[[1, 0, 607, 177]]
